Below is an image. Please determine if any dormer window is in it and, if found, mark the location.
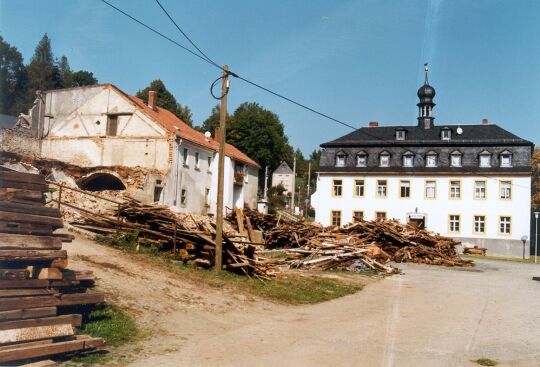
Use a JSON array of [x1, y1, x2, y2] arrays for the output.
[[379, 151, 390, 167], [479, 151, 491, 167], [335, 152, 347, 167], [356, 152, 367, 167], [396, 129, 406, 140], [402, 151, 414, 167], [426, 151, 438, 167], [441, 128, 451, 141], [450, 151, 462, 167], [500, 151, 513, 167]]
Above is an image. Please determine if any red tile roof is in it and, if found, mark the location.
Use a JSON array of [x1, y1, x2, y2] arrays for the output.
[[107, 84, 259, 168]]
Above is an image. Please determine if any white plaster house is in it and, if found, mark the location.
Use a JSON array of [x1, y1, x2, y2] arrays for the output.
[[271, 161, 294, 194], [21, 84, 260, 214], [311, 69, 534, 258]]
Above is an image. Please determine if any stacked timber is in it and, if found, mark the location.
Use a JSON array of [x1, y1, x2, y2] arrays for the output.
[[0, 168, 104, 364], [73, 199, 275, 279]]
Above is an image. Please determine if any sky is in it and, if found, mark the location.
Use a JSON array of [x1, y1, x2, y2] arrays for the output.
[[1, 0, 539, 155]]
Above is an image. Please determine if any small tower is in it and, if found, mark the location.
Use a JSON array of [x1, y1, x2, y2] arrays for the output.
[[417, 64, 436, 129]]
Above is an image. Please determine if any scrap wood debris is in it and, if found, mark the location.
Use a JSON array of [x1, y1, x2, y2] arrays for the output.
[[72, 199, 275, 279], [0, 168, 104, 364], [231, 210, 473, 272]]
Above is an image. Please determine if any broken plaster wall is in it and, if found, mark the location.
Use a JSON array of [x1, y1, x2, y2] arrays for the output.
[[0, 129, 40, 156]]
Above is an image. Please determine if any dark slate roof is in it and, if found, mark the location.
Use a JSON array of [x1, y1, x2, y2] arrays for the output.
[[321, 124, 533, 147], [318, 166, 531, 174], [0, 114, 17, 129], [273, 161, 293, 174]]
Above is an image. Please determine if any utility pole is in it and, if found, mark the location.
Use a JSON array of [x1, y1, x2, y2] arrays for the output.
[[291, 155, 296, 214], [306, 161, 311, 217], [264, 166, 269, 200], [214, 65, 229, 271]]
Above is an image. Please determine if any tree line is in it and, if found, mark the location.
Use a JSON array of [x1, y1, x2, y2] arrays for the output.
[[0, 34, 320, 208]]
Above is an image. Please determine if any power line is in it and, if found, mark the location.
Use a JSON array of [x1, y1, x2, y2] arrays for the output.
[[100, 0, 531, 190]]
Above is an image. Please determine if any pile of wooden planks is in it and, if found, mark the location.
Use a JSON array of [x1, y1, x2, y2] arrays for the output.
[[0, 168, 104, 364], [235, 210, 473, 272], [73, 199, 275, 279]]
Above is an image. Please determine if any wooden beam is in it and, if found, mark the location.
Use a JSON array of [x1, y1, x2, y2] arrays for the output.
[[0, 202, 61, 218], [0, 234, 63, 250], [0, 250, 67, 262], [0, 279, 49, 289], [0, 307, 57, 322], [0, 221, 53, 236], [0, 268, 29, 280], [0, 296, 60, 311], [0, 314, 82, 331], [59, 293, 104, 306], [0, 336, 104, 363], [0, 323, 73, 344], [0, 212, 63, 228], [0, 289, 55, 298]]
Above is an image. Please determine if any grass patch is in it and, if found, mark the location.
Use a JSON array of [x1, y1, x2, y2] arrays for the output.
[[62, 304, 140, 366], [94, 233, 372, 304], [463, 254, 539, 264], [474, 358, 498, 366]]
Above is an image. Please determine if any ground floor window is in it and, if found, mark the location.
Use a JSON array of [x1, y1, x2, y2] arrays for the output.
[[473, 215, 486, 234], [499, 216, 511, 234], [400, 180, 410, 198], [449, 214, 460, 233], [181, 188, 187, 205], [331, 210, 342, 227], [352, 211, 364, 223], [375, 211, 386, 221]]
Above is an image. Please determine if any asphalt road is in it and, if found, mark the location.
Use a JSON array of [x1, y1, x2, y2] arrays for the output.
[[170, 259, 540, 367]]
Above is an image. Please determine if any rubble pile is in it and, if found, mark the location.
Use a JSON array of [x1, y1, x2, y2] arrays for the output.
[[235, 211, 473, 272], [73, 199, 275, 279]]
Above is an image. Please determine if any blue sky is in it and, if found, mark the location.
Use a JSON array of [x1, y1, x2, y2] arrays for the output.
[[1, 0, 539, 155]]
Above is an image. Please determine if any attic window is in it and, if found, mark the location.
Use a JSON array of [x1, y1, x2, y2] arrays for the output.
[[426, 152, 438, 167], [335, 152, 347, 167], [479, 151, 491, 167], [356, 152, 367, 167], [500, 151, 513, 167], [396, 130, 406, 140], [379, 151, 390, 167], [441, 129, 451, 141], [402, 151, 414, 167], [450, 151, 462, 167]]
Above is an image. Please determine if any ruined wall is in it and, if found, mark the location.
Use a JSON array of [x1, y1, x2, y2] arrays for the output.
[[0, 129, 40, 156]]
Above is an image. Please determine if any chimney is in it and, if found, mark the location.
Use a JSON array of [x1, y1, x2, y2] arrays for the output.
[[148, 90, 157, 110], [214, 127, 222, 142], [369, 121, 378, 128], [482, 118, 489, 125]]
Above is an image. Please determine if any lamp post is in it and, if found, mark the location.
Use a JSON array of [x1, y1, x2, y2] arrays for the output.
[[521, 235, 528, 260], [535, 212, 540, 264]]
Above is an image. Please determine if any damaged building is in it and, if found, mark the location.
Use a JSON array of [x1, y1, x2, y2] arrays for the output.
[[3, 84, 260, 214]]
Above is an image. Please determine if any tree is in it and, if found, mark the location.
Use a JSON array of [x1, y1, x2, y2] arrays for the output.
[[196, 104, 230, 134], [58, 55, 72, 87], [227, 102, 294, 171], [0, 36, 27, 115], [533, 148, 540, 210], [70, 70, 97, 87], [136, 79, 193, 126], [267, 184, 287, 214], [26, 34, 63, 99]]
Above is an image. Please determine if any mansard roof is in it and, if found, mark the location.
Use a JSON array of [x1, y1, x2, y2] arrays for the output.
[[321, 124, 532, 148]]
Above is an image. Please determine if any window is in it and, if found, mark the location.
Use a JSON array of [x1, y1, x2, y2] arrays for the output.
[[400, 180, 411, 198], [450, 152, 462, 167], [352, 211, 364, 223], [195, 152, 200, 169], [183, 148, 189, 166], [474, 215, 486, 234], [356, 153, 367, 167], [332, 179, 343, 197], [207, 156, 212, 172], [402, 153, 414, 167], [426, 153, 438, 167], [354, 179, 365, 197], [449, 215, 460, 233], [479, 153, 491, 167], [500, 152, 513, 167], [331, 210, 342, 227], [375, 212, 387, 221], [449, 180, 461, 199], [107, 115, 118, 136], [180, 189, 187, 205], [425, 180, 436, 199], [376, 180, 387, 198], [379, 152, 390, 167], [474, 181, 486, 199], [335, 153, 347, 167], [205, 188, 210, 206], [499, 216, 511, 234], [441, 129, 451, 140], [396, 130, 406, 140], [500, 181, 511, 199]]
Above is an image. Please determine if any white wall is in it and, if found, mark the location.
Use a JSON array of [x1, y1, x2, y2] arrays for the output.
[[272, 172, 293, 193], [312, 174, 531, 241]]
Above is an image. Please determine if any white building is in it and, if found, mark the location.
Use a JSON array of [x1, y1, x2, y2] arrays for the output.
[[271, 161, 294, 194], [18, 84, 260, 214], [311, 68, 533, 258]]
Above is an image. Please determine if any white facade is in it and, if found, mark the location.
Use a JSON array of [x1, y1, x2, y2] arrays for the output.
[[312, 174, 531, 257]]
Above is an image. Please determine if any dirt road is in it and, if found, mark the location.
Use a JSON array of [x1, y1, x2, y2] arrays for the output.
[[65, 233, 540, 367]]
